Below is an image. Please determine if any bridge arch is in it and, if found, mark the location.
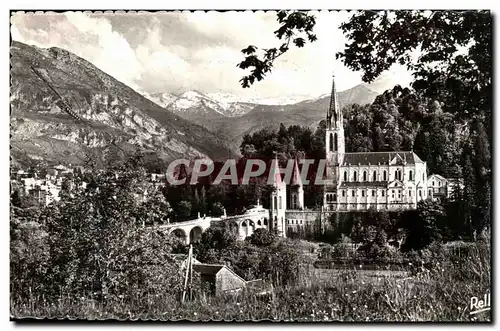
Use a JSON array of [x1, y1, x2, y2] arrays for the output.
[[248, 220, 256, 236], [229, 221, 239, 236], [170, 228, 187, 244], [241, 220, 248, 237], [189, 226, 203, 244]]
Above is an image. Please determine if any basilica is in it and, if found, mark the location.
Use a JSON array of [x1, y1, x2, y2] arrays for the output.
[[267, 73, 458, 237]]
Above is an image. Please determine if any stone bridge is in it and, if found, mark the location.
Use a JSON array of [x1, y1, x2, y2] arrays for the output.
[[157, 206, 271, 244], [158, 216, 213, 245], [218, 206, 270, 240]]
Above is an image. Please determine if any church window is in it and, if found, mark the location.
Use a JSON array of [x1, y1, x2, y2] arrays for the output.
[[363, 171, 367, 181], [382, 191, 385, 197], [409, 170, 413, 181], [344, 171, 348, 182], [438, 181, 441, 187], [293, 195, 297, 208], [422, 173, 425, 181], [398, 170, 402, 180], [342, 190, 346, 197], [409, 190, 412, 197], [383, 170, 387, 181], [279, 196, 282, 209], [433, 181, 435, 186], [372, 190, 375, 197], [361, 190, 365, 197], [373, 171, 377, 181], [353, 171, 357, 181], [329, 133, 334, 152], [334, 133, 338, 151], [352, 190, 355, 197], [333, 194, 337, 202], [419, 190, 422, 197], [273, 196, 277, 210]]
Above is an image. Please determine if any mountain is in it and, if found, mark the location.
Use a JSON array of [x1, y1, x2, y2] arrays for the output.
[[10, 41, 236, 169], [187, 84, 380, 148], [142, 91, 177, 109], [141, 84, 378, 138]]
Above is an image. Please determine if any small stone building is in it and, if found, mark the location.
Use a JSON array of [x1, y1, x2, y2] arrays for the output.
[[192, 263, 247, 296]]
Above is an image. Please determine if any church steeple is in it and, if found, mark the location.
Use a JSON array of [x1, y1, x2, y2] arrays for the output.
[[269, 152, 287, 237], [327, 72, 342, 130]]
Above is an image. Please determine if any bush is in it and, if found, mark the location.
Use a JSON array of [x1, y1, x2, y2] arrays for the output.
[[248, 228, 276, 246]]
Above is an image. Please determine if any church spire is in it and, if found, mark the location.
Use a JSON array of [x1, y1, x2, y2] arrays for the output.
[[327, 72, 341, 129]]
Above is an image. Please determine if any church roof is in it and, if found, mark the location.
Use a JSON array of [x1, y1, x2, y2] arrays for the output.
[[269, 156, 283, 186], [342, 151, 423, 166], [290, 159, 302, 186], [339, 181, 388, 188]]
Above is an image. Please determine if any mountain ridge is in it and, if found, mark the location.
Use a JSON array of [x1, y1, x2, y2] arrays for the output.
[[10, 41, 237, 169]]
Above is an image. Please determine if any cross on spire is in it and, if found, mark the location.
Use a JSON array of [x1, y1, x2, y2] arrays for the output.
[[327, 70, 340, 128]]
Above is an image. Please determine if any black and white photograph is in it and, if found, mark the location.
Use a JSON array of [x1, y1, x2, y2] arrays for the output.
[[8, 8, 492, 322]]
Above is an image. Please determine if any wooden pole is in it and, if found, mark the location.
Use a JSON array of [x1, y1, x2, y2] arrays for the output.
[[189, 245, 193, 301], [181, 245, 191, 303]]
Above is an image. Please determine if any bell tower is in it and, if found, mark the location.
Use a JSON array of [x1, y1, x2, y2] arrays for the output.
[[269, 154, 287, 237], [324, 73, 345, 209]]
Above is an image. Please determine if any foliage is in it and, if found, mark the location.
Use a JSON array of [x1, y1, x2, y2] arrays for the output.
[[337, 11, 491, 120], [193, 228, 238, 264], [12, 236, 491, 322], [238, 11, 317, 88], [247, 228, 276, 246], [401, 200, 446, 251], [10, 156, 184, 306]]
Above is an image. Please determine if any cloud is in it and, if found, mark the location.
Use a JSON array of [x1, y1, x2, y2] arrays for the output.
[[11, 11, 413, 100]]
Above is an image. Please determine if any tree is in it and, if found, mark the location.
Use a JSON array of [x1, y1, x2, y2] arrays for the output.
[[11, 156, 185, 306], [402, 200, 445, 251], [193, 228, 238, 264], [237, 11, 317, 88], [240, 11, 491, 120], [247, 228, 276, 246]]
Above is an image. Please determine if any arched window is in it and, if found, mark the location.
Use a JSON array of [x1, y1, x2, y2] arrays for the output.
[[279, 196, 282, 209], [383, 170, 387, 181], [344, 171, 348, 182], [399, 170, 402, 180], [333, 194, 337, 202], [363, 171, 367, 182], [273, 196, 277, 210], [409, 170, 413, 181], [353, 171, 357, 181], [329, 133, 334, 152], [293, 195, 297, 208], [373, 171, 377, 181], [334, 133, 338, 151]]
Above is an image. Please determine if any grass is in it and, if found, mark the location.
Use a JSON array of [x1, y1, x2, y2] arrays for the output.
[[11, 237, 491, 322]]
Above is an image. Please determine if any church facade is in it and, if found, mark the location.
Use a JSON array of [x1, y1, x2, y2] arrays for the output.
[[323, 74, 430, 211], [265, 73, 442, 238]]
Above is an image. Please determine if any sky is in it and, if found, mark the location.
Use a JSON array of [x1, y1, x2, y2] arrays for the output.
[[11, 11, 414, 101]]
